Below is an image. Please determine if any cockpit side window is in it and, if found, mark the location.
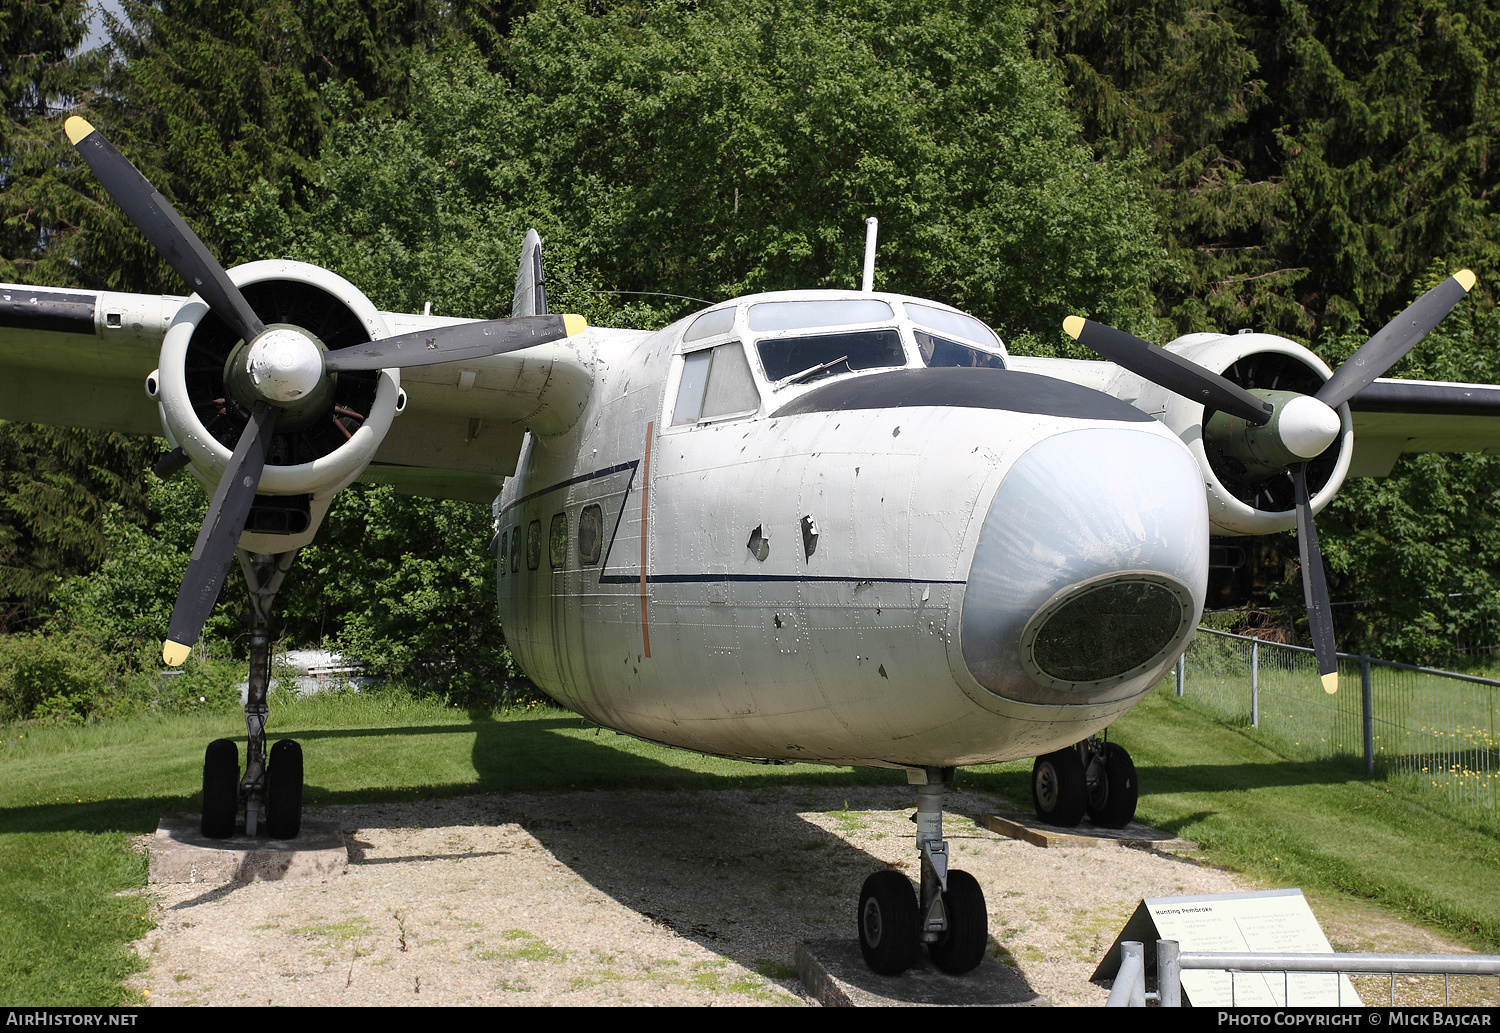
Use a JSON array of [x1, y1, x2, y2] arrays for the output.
[[672, 342, 761, 425], [916, 330, 1006, 369], [757, 329, 906, 385]]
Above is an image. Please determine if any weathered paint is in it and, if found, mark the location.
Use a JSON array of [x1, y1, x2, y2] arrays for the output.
[[496, 292, 1208, 768]]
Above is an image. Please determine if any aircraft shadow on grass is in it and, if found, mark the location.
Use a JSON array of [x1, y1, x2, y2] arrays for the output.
[[3, 712, 1049, 1000]]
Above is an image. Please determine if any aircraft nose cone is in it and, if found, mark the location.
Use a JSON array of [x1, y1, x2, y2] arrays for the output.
[[960, 428, 1208, 706]]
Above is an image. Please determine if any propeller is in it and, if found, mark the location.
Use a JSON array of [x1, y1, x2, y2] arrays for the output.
[[64, 115, 587, 666], [1063, 315, 1274, 426], [1065, 269, 1477, 693]]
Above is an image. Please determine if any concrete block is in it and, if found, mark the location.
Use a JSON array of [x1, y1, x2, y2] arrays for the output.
[[794, 938, 1049, 1007], [148, 818, 347, 885]]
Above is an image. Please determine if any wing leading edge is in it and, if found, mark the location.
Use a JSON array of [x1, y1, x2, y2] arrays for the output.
[[0, 281, 602, 502]]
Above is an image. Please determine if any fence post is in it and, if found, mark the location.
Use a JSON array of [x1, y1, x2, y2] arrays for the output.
[[1106, 941, 1147, 1007], [1251, 638, 1260, 728], [1158, 939, 1182, 1007], [1176, 652, 1185, 697], [1361, 655, 1374, 777]]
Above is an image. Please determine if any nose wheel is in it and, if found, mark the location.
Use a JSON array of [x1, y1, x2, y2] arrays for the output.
[[197, 550, 305, 841], [856, 768, 989, 976], [1031, 736, 1138, 828]]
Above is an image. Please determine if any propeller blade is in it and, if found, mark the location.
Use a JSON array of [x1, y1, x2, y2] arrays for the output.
[[323, 314, 588, 373], [1315, 270, 1477, 410], [1292, 463, 1339, 694], [163, 402, 280, 666], [64, 116, 267, 346], [1063, 316, 1274, 426]]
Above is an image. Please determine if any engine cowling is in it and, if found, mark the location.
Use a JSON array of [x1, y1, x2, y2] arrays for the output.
[[1153, 332, 1354, 536], [148, 261, 402, 552]]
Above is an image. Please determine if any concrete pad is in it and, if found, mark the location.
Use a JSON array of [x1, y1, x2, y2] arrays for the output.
[[980, 812, 1198, 853], [148, 818, 348, 885], [794, 938, 1049, 1007]]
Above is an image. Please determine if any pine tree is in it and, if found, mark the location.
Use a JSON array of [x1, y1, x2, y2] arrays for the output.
[[1034, 0, 1500, 343]]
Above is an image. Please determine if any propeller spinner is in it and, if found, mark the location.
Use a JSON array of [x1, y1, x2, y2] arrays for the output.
[[1065, 270, 1477, 693], [64, 116, 586, 665]]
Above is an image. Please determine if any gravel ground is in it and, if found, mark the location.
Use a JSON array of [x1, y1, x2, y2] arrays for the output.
[[126, 785, 1494, 1007]]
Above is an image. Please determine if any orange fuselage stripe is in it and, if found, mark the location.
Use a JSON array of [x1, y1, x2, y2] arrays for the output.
[[639, 421, 653, 658]]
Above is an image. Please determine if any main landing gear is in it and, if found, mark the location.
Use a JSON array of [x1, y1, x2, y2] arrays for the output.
[[200, 550, 304, 841], [1031, 735, 1137, 829], [858, 767, 989, 977]]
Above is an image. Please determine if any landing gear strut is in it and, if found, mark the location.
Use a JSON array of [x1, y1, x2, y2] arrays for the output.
[[1031, 735, 1137, 829], [199, 549, 304, 840], [857, 767, 988, 976]]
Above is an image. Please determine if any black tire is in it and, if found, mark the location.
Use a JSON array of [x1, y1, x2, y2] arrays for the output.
[[1032, 747, 1087, 827], [265, 739, 304, 840], [201, 738, 239, 839], [857, 870, 919, 975], [926, 869, 989, 975], [1085, 742, 1138, 829]]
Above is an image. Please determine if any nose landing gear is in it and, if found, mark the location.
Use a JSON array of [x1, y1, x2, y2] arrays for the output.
[[857, 767, 989, 976], [1031, 735, 1138, 829], [198, 550, 304, 841]]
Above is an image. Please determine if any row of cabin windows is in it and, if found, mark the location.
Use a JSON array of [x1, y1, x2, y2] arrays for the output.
[[498, 504, 605, 576]]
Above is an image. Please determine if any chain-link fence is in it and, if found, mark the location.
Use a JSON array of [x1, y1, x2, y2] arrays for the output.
[[1174, 628, 1500, 812]]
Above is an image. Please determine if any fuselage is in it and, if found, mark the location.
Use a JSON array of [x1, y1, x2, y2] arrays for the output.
[[495, 291, 1208, 768]]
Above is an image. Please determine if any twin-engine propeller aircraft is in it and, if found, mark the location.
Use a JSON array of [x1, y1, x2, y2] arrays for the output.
[[3, 117, 1499, 977]]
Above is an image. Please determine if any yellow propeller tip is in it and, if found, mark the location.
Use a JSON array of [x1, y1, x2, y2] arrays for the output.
[[1321, 671, 1339, 695], [1454, 269, 1477, 292], [163, 641, 192, 667], [1062, 315, 1085, 340], [563, 313, 587, 338], [64, 116, 95, 145]]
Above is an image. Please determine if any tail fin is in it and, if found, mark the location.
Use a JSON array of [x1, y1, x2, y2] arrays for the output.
[[511, 229, 548, 317]]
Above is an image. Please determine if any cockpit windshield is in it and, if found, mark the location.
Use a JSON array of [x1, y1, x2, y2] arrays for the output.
[[757, 329, 905, 385]]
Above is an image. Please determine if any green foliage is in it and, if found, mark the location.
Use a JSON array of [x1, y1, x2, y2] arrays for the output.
[[0, 627, 241, 726], [0, 424, 154, 629], [1036, 0, 1500, 342], [0, 0, 101, 286], [4, 474, 515, 720], [281, 485, 514, 692], [97, 0, 458, 271], [229, 0, 1164, 349]]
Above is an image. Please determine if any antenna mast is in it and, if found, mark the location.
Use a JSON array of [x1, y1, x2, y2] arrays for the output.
[[862, 217, 879, 292]]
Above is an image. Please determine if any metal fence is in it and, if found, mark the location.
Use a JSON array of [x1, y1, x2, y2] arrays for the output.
[[1174, 628, 1500, 812], [1107, 938, 1500, 1007]]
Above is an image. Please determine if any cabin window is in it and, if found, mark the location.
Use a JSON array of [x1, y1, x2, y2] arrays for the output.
[[578, 504, 603, 565], [510, 526, 520, 572], [748, 299, 892, 331], [526, 520, 542, 570], [757, 329, 905, 385], [672, 343, 760, 424], [549, 512, 568, 568], [684, 307, 736, 342], [498, 530, 508, 576], [915, 330, 1006, 370]]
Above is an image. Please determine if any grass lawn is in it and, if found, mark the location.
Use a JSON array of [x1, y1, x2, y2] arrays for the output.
[[2, 682, 1497, 1004]]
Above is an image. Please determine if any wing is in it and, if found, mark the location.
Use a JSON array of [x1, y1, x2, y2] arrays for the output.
[[0, 280, 623, 504], [1347, 378, 1500, 476]]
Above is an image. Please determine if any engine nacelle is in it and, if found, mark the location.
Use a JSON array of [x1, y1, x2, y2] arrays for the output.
[[150, 261, 402, 552], [1153, 332, 1354, 536]]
